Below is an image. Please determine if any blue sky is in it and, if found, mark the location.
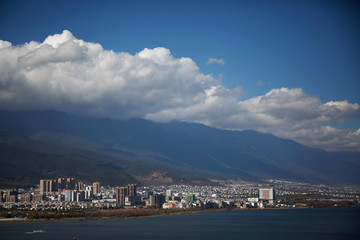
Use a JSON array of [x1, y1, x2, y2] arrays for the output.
[[1, 0, 359, 101], [0, 0, 359, 151]]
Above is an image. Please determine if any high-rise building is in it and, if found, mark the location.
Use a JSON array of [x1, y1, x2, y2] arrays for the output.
[[116, 187, 127, 205], [77, 181, 85, 191], [93, 182, 100, 195], [76, 191, 85, 202], [85, 186, 93, 200], [166, 190, 172, 197], [67, 178, 76, 190], [259, 188, 276, 204], [185, 194, 196, 202], [154, 194, 165, 208], [49, 179, 58, 192], [149, 194, 156, 208], [40, 179, 46, 194], [33, 194, 44, 202], [40, 179, 57, 193], [148, 194, 165, 208], [58, 178, 66, 191], [65, 190, 75, 202], [127, 184, 136, 196], [116, 184, 137, 206]]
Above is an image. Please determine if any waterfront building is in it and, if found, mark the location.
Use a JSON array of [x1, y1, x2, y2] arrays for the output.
[[259, 188, 276, 204], [116, 187, 127, 205], [116, 184, 137, 206], [155, 194, 165, 208], [149, 194, 156, 207], [125, 195, 141, 206]]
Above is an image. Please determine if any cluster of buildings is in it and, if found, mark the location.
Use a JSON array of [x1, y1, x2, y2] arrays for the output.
[[1, 178, 359, 212], [1, 178, 101, 204], [115, 184, 140, 206], [0, 176, 288, 211]]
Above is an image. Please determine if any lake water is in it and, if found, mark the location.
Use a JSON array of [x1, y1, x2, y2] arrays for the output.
[[1, 208, 359, 240]]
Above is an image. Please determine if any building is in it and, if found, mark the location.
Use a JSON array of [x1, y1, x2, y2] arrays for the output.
[[127, 184, 136, 196], [154, 194, 165, 208], [116, 184, 137, 206], [58, 178, 66, 191], [76, 191, 85, 202], [33, 194, 44, 202], [49, 179, 58, 192], [148, 194, 156, 208], [259, 188, 276, 204], [85, 186, 93, 200], [40, 179, 55, 193], [40, 178, 74, 193], [116, 187, 127, 206], [185, 194, 196, 202], [125, 195, 141, 206], [19, 193, 32, 202], [67, 178, 76, 190], [93, 182, 100, 195], [40, 179, 46, 194], [65, 190, 75, 202], [77, 181, 85, 191]]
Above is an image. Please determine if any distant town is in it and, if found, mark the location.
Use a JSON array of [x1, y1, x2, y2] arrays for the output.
[[1, 178, 360, 220]]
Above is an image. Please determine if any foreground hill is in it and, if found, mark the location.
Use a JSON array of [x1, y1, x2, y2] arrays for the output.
[[0, 110, 359, 185]]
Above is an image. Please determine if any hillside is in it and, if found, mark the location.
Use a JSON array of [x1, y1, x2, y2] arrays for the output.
[[0, 142, 138, 188], [0, 110, 359, 185]]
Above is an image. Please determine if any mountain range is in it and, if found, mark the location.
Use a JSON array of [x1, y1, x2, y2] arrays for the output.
[[0, 110, 359, 187]]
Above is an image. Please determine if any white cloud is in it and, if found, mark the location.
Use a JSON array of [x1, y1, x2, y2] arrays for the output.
[[207, 57, 226, 66], [0, 30, 359, 151]]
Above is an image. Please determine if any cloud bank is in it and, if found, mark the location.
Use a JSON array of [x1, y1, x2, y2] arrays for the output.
[[0, 30, 359, 151]]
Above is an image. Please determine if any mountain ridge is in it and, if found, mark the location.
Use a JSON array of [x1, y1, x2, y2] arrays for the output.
[[0, 110, 359, 186]]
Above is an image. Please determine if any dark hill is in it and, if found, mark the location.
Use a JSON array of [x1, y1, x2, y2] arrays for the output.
[[0, 110, 359, 185]]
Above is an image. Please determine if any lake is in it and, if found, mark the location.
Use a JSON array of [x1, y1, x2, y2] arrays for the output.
[[1, 208, 359, 240]]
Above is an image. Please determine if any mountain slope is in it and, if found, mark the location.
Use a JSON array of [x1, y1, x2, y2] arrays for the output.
[[0, 142, 139, 188], [0, 131, 211, 187], [0, 110, 359, 185]]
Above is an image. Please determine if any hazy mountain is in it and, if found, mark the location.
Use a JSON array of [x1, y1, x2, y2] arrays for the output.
[[0, 132, 139, 187], [0, 131, 210, 187], [0, 110, 359, 185]]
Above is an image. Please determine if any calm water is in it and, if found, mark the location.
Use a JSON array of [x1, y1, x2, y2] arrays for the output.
[[1, 208, 359, 240]]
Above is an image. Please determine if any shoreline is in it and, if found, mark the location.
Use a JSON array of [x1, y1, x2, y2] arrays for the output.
[[0, 208, 228, 223], [4, 205, 357, 224], [0, 206, 317, 223]]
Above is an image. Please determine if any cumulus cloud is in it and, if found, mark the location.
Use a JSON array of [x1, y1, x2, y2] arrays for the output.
[[0, 30, 359, 151], [207, 57, 226, 66]]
